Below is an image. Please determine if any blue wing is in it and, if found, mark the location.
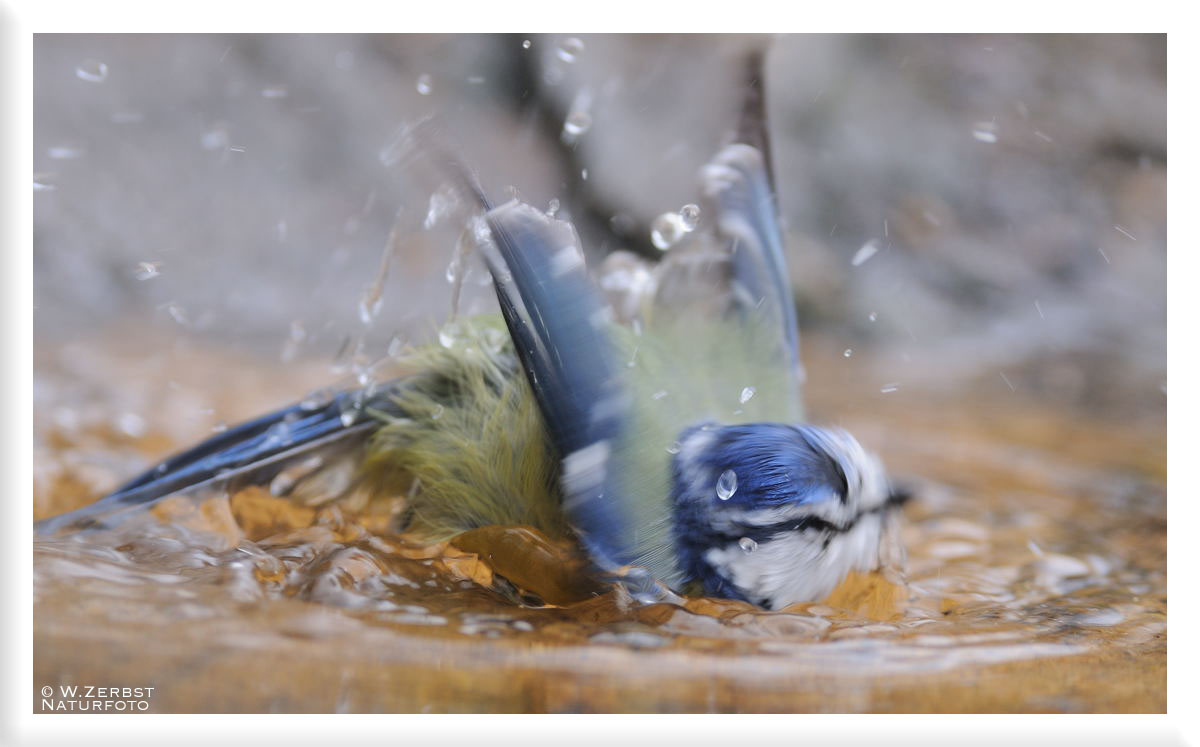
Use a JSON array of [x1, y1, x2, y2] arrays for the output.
[[702, 51, 802, 387], [36, 392, 378, 534], [477, 200, 639, 575]]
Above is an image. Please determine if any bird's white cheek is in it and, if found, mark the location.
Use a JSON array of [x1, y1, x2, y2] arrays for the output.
[[704, 512, 887, 609]]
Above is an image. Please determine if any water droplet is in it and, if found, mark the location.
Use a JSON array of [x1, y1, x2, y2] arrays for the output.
[[972, 123, 998, 143], [868, 311, 878, 322], [416, 73, 433, 95], [47, 145, 84, 160], [739, 386, 756, 404], [164, 303, 188, 326], [522, 39, 532, 50], [651, 390, 668, 400], [880, 382, 900, 394], [650, 212, 685, 251], [358, 292, 382, 325], [666, 441, 681, 455], [339, 409, 359, 427], [738, 537, 758, 554], [424, 187, 457, 230], [261, 86, 288, 98], [438, 322, 462, 349], [431, 404, 445, 420], [201, 125, 229, 151], [300, 387, 336, 411], [445, 256, 461, 284], [843, 348, 853, 358], [133, 261, 161, 280], [851, 240, 879, 266], [679, 204, 701, 231], [387, 335, 406, 359], [547, 198, 560, 217], [116, 412, 146, 438], [581, 168, 588, 180], [262, 421, 294, 449], [33, 173, 57, 192], [75, 59, 108, 83], [716, 469, 738, 501], [563, 109, 592, 137], [556, 37, 584, 63]]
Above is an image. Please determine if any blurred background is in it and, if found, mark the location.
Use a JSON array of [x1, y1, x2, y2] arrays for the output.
[[33, 33, 1166, 443]]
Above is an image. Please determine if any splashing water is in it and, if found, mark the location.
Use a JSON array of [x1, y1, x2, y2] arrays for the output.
[[650, 213, 686, 251], [556, 37, 584, 63], [679, 204, 701, 231], [75, 59, 108, 83]]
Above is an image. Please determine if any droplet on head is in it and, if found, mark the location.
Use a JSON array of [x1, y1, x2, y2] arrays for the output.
[[738, 537, 758, 554], [716, 469, 738, 501]]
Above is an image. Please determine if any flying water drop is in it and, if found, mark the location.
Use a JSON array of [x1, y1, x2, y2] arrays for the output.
[[679, 204, 701, 231], [416, 74, 433, 95], [562, 109, 592, 138], [556, 37, 584, 63], [75, 59, 108, 83], [133, 261, 161, 280], [739, 386, 756, 404], [650, 212, 686, 250], [843, 348, 853, 358], [851, 240, 879, 267]]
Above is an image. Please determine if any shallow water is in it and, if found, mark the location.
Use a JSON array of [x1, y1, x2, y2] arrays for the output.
[[32, 329, 1166, 713]]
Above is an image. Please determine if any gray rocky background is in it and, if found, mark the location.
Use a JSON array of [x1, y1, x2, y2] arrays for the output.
[[33, 34, 1166, 419]]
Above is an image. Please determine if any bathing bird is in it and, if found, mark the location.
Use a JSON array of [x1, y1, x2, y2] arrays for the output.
[[37, 52, 908, 610]]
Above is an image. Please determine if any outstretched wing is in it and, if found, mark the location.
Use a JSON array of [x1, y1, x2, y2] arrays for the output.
[[35, 392, 381, 535], [476, 199, 640, 575]]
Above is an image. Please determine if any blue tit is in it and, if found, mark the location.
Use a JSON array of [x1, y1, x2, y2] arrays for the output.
[[37, 53, 909, 610]]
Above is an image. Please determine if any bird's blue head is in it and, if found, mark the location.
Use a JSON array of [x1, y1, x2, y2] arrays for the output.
[[670, 422, 897, 609]]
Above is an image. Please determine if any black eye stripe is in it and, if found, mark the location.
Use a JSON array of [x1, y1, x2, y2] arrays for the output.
[[713, 500, 895, 546]]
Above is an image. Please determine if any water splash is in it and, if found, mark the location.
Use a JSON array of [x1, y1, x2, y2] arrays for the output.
[[75, 59, 108, 83]]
